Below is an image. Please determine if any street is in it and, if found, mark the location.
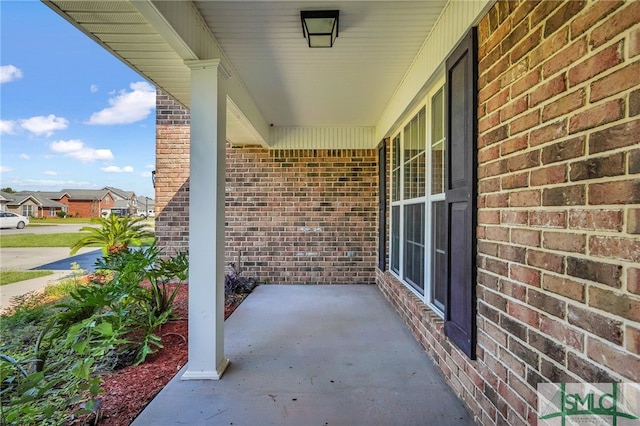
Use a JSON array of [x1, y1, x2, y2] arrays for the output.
[[0, 223, 98, 235]]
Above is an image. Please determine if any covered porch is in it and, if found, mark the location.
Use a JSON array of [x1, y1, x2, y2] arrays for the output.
[[132, 284, 474, 425], [44, 0, 487, 381]]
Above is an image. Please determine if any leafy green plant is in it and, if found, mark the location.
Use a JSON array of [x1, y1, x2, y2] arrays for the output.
[[1, 298, 105, 425], [96, 243, 188, 319], [1, 242, 190, 424], [69, 214, 154, 256]]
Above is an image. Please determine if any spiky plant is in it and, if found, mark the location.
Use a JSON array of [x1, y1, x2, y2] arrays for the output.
[[70, 215, 154, 256]]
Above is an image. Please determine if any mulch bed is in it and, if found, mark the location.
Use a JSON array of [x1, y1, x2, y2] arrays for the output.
[[89, 284, 245, 426]]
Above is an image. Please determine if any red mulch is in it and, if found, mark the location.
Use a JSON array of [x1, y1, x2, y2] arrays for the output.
[[88, 284, 244, 426]]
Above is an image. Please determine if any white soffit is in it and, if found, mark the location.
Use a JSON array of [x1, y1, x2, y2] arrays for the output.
[[43, 1, 451, 146], [195, 1, 448, 128]]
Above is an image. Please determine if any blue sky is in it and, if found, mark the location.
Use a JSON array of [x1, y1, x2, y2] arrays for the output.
[[1, 1, 156, 198]]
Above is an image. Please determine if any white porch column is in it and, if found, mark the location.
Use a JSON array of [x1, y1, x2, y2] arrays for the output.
[[182, 59, 230, 380]]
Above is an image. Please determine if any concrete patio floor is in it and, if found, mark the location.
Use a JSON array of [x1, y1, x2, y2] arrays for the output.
[[132, 285, 475, 425]]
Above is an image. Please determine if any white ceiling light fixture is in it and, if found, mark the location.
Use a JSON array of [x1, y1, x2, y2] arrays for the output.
[[300, 10, 339, 48]]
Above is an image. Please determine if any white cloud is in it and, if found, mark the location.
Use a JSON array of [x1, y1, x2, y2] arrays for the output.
[[1, 177, 95, 189], [140, 171, 153, 178], [86, 81, 155, 125], [102, 165, 134, 173], [20, 114, 69, 136], [90, 84, 99, 93], [0, 65, 23, 83], [1, 120, 17, 135], [19, 154, 30, 160], [50, 139, 84, 153], [50, 139, 114, 163], [0, 166, 13, 173], [43, 171, 58, 176], [145, 164, 155, 169]]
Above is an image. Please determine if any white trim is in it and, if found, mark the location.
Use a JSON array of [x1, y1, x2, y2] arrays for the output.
[[184, 58, 231, 79], [181, 358, 230, 381], [376, 0, 491, 142], [389, 77, 446, 318], [270, 127, 375, 149]]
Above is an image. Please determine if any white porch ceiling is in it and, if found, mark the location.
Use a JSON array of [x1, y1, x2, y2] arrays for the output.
[[44, 0, 449, 146]]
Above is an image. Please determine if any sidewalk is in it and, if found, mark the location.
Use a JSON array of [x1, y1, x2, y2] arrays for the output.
[[0, 271, 75, 311], [0, 247, 101, 312]]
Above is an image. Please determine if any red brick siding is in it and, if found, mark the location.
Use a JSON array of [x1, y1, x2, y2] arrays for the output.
[[378, 1, 640, 425], [226, 147, 378, 284], [155, 91, 191, 256], [155, 91, 378, 283], [61, 195, 113, 218]]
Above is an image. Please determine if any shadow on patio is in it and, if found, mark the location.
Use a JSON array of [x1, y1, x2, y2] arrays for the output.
[[132, 285, 475, 425]]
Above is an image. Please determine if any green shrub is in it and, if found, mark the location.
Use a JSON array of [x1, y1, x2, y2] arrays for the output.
[[1, 245, 188, 424]]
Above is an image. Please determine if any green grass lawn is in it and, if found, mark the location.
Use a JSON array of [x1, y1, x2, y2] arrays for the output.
[[0, 270, 53, 286], [0, 233, 96, 248], [0, 233, 155, 248], [28, 217, 94, 224]]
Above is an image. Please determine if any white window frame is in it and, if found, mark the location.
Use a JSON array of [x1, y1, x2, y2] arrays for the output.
[[389, 77, 446, 317], [21, 204, 35, 217]]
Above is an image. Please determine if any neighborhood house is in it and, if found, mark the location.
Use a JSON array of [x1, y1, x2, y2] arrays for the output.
[[0, 188, 154, 219], [45, 0, 639, 424]]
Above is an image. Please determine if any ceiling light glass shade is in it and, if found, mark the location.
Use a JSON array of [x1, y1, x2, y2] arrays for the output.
[[300, 10, 339, 48]]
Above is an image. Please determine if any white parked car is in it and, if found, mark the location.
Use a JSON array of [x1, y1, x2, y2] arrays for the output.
[[0, 212, 30, 229]]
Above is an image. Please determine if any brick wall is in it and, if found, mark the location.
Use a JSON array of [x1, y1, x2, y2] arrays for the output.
[[226, 146, 378, 284], [156, 91, 379, 283], [155, 90, 190, 255], [62, 195, 112, 218], [378, 1, 640, 425]]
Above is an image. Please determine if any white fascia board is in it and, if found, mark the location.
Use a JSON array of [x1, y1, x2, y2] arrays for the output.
[[133, 1, 270, 146]]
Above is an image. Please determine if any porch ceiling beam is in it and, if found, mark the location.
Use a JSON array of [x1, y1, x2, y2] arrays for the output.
[[131, 1, 270, 146]]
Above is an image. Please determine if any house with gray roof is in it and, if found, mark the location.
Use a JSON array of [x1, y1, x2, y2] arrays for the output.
[[5, 191, 68, 218], [102, 186, 137, 216], [60, 189, 116, 218]]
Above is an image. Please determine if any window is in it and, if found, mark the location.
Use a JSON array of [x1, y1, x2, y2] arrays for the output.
[[430, 88, 446, 312], [390, 84, 445, 308], [389, 27, 477, 359], [50, 209, 57, 217], [21, 205, 35, 217]]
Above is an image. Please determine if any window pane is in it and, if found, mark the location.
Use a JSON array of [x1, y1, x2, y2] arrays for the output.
[[404, 153, 426, 199], [403, 108, 426, 201], [392, 135, 401, 202], [392, 135, 401, 169], [392, 168, 400, 202], [403, 203, 425, 293], [431, 142, 445, 194], [431, 200, 446, 312], [432, 88, 444, 142], [403, 124, 411, 163], [391, 206, 400, 274], [431, 87, 445, 194]]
